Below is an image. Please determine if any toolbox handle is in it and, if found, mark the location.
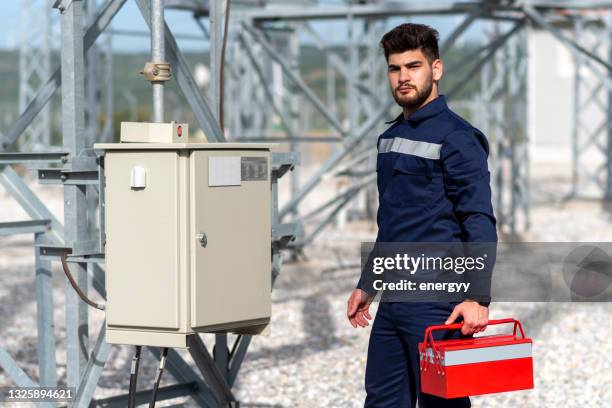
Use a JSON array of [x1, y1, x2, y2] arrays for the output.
[[420, 318, 526, 375], [424, 318, 526, 343]]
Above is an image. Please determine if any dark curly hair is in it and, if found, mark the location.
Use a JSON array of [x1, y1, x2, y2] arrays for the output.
[[380, 23, 440, 63]]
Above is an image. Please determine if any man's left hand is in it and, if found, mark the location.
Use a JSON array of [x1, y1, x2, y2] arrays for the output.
[[445, 300, 489, 335]]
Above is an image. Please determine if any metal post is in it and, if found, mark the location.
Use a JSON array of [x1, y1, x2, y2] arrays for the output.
[[85, 0, 100, 311], [85, 0, 99, 146], [73, 323, 112, 407], [608, 10, 612, 198], [34, 232, 57, 387], [288, 26, 300, 220], [58, 0, 89, 387], [326, 53, 337, 119], [346, 12, 359, 220], [151, 0, 164, 123], [135, 0, 225, 142], [210, 0, 225, 124], [568, 13, 610, 197], [101, 32, 114, 142]]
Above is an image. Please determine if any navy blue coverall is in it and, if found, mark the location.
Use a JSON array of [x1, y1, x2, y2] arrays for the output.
[[357, 95, 497, 407]]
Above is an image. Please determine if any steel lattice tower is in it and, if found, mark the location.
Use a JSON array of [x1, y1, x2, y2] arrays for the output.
[[18, 0, 52, 151]]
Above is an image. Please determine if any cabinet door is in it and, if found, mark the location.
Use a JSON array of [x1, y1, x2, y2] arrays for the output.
[[190, 150, 271, 330], [105, 151, 180, 330]]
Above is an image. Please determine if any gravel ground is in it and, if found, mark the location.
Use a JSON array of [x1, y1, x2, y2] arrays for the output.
[[1, 158, 612, 407]]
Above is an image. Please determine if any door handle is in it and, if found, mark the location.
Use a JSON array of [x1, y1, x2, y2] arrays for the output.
[[196, 232, 207, 247]]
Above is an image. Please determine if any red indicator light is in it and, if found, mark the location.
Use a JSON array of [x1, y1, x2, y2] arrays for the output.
[[177, 125, 183, 137]]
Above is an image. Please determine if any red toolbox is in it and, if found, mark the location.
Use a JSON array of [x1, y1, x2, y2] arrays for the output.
[[419, 318, 534, 398]]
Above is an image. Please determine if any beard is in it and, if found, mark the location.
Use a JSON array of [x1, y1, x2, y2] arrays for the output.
[[392, 77, 434, 110]]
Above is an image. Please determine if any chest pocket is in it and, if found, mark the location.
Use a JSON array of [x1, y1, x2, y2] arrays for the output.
[[384, 155, 434, 207]]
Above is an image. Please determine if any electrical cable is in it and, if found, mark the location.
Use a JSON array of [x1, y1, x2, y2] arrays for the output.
[[60, 252, 105, 310], [128, 346, 143, 408], [148, 347, 169, 408]]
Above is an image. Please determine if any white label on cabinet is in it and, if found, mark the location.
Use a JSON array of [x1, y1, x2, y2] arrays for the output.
[[208, 156, 241, 186]]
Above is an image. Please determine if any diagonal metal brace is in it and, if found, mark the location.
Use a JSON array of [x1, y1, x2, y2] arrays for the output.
[[0, 0, 128, 150], [186, 334, 236, 405]]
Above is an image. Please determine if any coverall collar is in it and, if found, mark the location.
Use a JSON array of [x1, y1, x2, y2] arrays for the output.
[[385, 94, 448, 124]]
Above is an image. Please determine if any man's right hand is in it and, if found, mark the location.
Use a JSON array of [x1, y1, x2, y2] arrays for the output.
[[347, 289, 374, 328]]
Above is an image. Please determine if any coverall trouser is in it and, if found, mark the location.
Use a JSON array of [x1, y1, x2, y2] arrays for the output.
[[364, 301, 471, 408]]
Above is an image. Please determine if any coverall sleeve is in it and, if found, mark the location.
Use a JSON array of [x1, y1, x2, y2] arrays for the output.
[[356, 235, 380, 298], [441, 128, 498, 305]]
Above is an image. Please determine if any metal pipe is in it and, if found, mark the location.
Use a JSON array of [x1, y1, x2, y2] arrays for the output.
[[135, 0, 226, 142], [151, 0, 164, 123]]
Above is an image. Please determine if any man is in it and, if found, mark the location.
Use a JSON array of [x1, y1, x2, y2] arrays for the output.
[[346, 24, 497, 407]]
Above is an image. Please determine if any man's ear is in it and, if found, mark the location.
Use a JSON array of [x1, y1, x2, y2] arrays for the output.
[[432, 58, 443, 81]]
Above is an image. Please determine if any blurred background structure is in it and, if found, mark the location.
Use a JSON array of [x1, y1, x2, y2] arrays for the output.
[[1, 0, 612, 406]]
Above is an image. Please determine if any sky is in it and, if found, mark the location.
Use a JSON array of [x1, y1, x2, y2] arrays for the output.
[[0, 1, 483, 52]]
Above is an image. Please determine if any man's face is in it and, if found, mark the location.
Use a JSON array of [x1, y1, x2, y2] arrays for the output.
[[387, 49, 443, 109]]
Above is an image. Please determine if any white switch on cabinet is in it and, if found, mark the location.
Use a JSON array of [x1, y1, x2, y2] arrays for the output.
[[130, 166, 146, 189]]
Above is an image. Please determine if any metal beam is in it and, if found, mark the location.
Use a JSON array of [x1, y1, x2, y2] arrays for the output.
[[236, 136, 342, 143], [165, 0, 208, 14], [0, 350, 37, 387], [246, 2, 486, 22], [0, 152, 68, 165], [148, 347, 218, 407], [243, 23, 347, 136], [34, 231, 58, 388], [73, 323, 112, 407], [237, 31, 297, 139], [38, 168, 99, 185], [522, 4, 612, 72], [0, 0, 127, 151], [228, 335, 251, 387], [0, 220, 50, 236], [297, 174, 376, 247], [92, 383, 198, 407], [525, 0, 612, 9], [0, 166, 64, 242], [186, 334, 235, 405], [210, 0, 224, 124], [447, 20, 526, 100], [0, 348, 55, 407], [58, 0, 89, 388], [279, 98, 391, 219], [607, 10, 612, 198], [440, 9, 484, 56]]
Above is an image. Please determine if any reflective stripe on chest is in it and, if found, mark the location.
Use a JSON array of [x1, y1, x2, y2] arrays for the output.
[[378, 137, 442, 160]]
